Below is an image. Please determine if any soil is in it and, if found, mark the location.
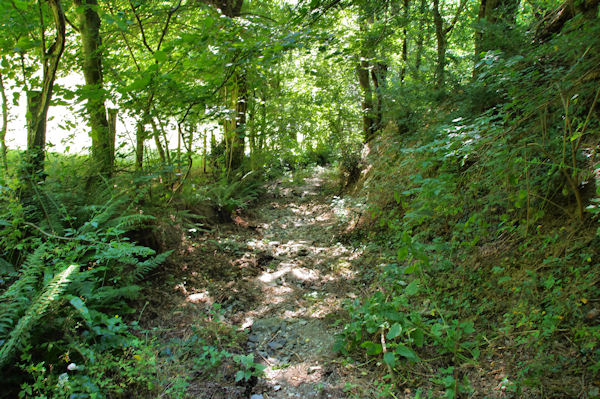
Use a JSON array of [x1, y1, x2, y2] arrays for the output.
[[146, 168, 367, 398]]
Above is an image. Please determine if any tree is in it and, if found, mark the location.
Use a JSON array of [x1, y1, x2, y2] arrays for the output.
[[474, 0, 520, 62], [356, 1, 391, 143], [534, 0, 599, 42], [206, 0, 247, 171], [74, 0, 113, 176], [0, 67, 7, 170], [25, 0, 67, 179], [432, 0, 467, 90]]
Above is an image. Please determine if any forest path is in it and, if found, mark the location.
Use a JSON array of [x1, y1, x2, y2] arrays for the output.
[[155, 167, 366, 398], [230, 168, 360, 399]]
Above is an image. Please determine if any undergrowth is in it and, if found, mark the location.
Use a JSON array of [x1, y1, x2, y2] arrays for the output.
[[0, 152, 276, 398], [336, 15, 600, 399]]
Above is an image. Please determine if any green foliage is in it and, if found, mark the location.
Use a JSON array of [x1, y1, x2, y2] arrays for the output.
[[233, 353, 266, 382], [339, 141, 363, 187], [0, 264, 77, 368], [0, 169, 173, 396], [184, 173, 263, 221]]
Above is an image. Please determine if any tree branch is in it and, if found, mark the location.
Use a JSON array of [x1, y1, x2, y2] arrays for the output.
[[445, 0, 467, 35], [157, 0, 183, 51], [128, 0, 154, 54]]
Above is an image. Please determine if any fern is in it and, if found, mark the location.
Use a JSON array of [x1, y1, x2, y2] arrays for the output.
[[113, 213, 156, 231], [134, 250, 173, 282], [0, 264, 77, 368], [79, 195, 155, 235], [0, 246, 48, 338], [88, 285, 142, 305]]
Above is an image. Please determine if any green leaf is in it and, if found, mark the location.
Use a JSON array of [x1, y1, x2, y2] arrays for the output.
[[128, 75, 151, 91], [404, 262, 421, 274], [386, 323, 402, 340], [405, 279, 420, 296], [397, 246, 409, 260], [411, 328, 425, 347], [459, 321, 475, 334], [360, 341, 383, 355], [395, 344, 419, 362], [235, 370, 245, 382], [383, 352, 396, 368], [154, 50, 167, 63]]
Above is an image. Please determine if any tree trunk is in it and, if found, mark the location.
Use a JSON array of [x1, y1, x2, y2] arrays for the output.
[[400, 0, 409, 82], [474, 0, 520, 64], [156, 118, 171, 164], [150, 118, 166, 163], [205, 0, 246, 172], [231, 73, 247, 170], [74, 0, 112, 176], [207, 0, 243, 16], [26, 91, 44, 172], [535, 0, 599, 42], [0, 69, 7, 170], [371, 62, 387, 133], [107, 108, 117, 167], [136, 121, 145, 170], [433, 0, 446, 90], [203, 132, 207, 173], [414, 0, 428, 80], [25, 0, 66, 179], [357, 59, 376, 143]]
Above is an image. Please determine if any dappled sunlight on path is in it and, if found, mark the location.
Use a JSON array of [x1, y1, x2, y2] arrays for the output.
[[233, 169, 362, 398], [153, 167, 367, 398]]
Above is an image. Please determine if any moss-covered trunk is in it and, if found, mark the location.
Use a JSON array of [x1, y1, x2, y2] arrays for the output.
[[75, 0, 112, 176]]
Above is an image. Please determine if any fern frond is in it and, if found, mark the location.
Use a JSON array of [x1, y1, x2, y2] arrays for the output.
[[0, 264, 77, 368], [113, 214, 156, 230], [134, 250, 173, 282], [88, 285, 142, 305], [0, 246, 48, 338], [79, 197, 128, 234]]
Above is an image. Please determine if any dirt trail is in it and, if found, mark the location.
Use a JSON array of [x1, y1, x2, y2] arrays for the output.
[[235, 170, 361, 399], [156, 168, 366, 398]]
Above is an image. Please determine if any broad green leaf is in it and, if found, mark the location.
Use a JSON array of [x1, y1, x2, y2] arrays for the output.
[[411, 328, 425, 347], [383, 352, 396, 368], [405, 279, 420, 296], [361, 341, 382, 355], [386, 323, 402, 340], [395, 344, 419, 362], [154, 50, 167, 63], [235, 370, 245, 382]]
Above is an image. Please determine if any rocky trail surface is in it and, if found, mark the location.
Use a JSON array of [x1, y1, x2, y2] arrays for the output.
[[148, 168, 368, 398]]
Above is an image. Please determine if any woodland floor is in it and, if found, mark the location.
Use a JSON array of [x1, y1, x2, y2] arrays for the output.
[[144, 167, 370, 398]]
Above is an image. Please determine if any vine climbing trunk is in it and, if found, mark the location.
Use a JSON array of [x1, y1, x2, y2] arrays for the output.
[[474, 0, 519, 59], [400, 0, 409, 82], [107, 108, 117, 167], [357, 58, 375, 143], [25, 0, 66, 180], [433, 0, 447, 91], [432, 0, 466, 91], [371, 62, 387, 133], [150, 118, 166, 164], [0, 69, 7, 170], [136, 121, 145, 170], [75, 0, 112, 176]]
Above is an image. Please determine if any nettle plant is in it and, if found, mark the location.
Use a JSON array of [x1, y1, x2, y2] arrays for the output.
[[336, 231, 480, 398]]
